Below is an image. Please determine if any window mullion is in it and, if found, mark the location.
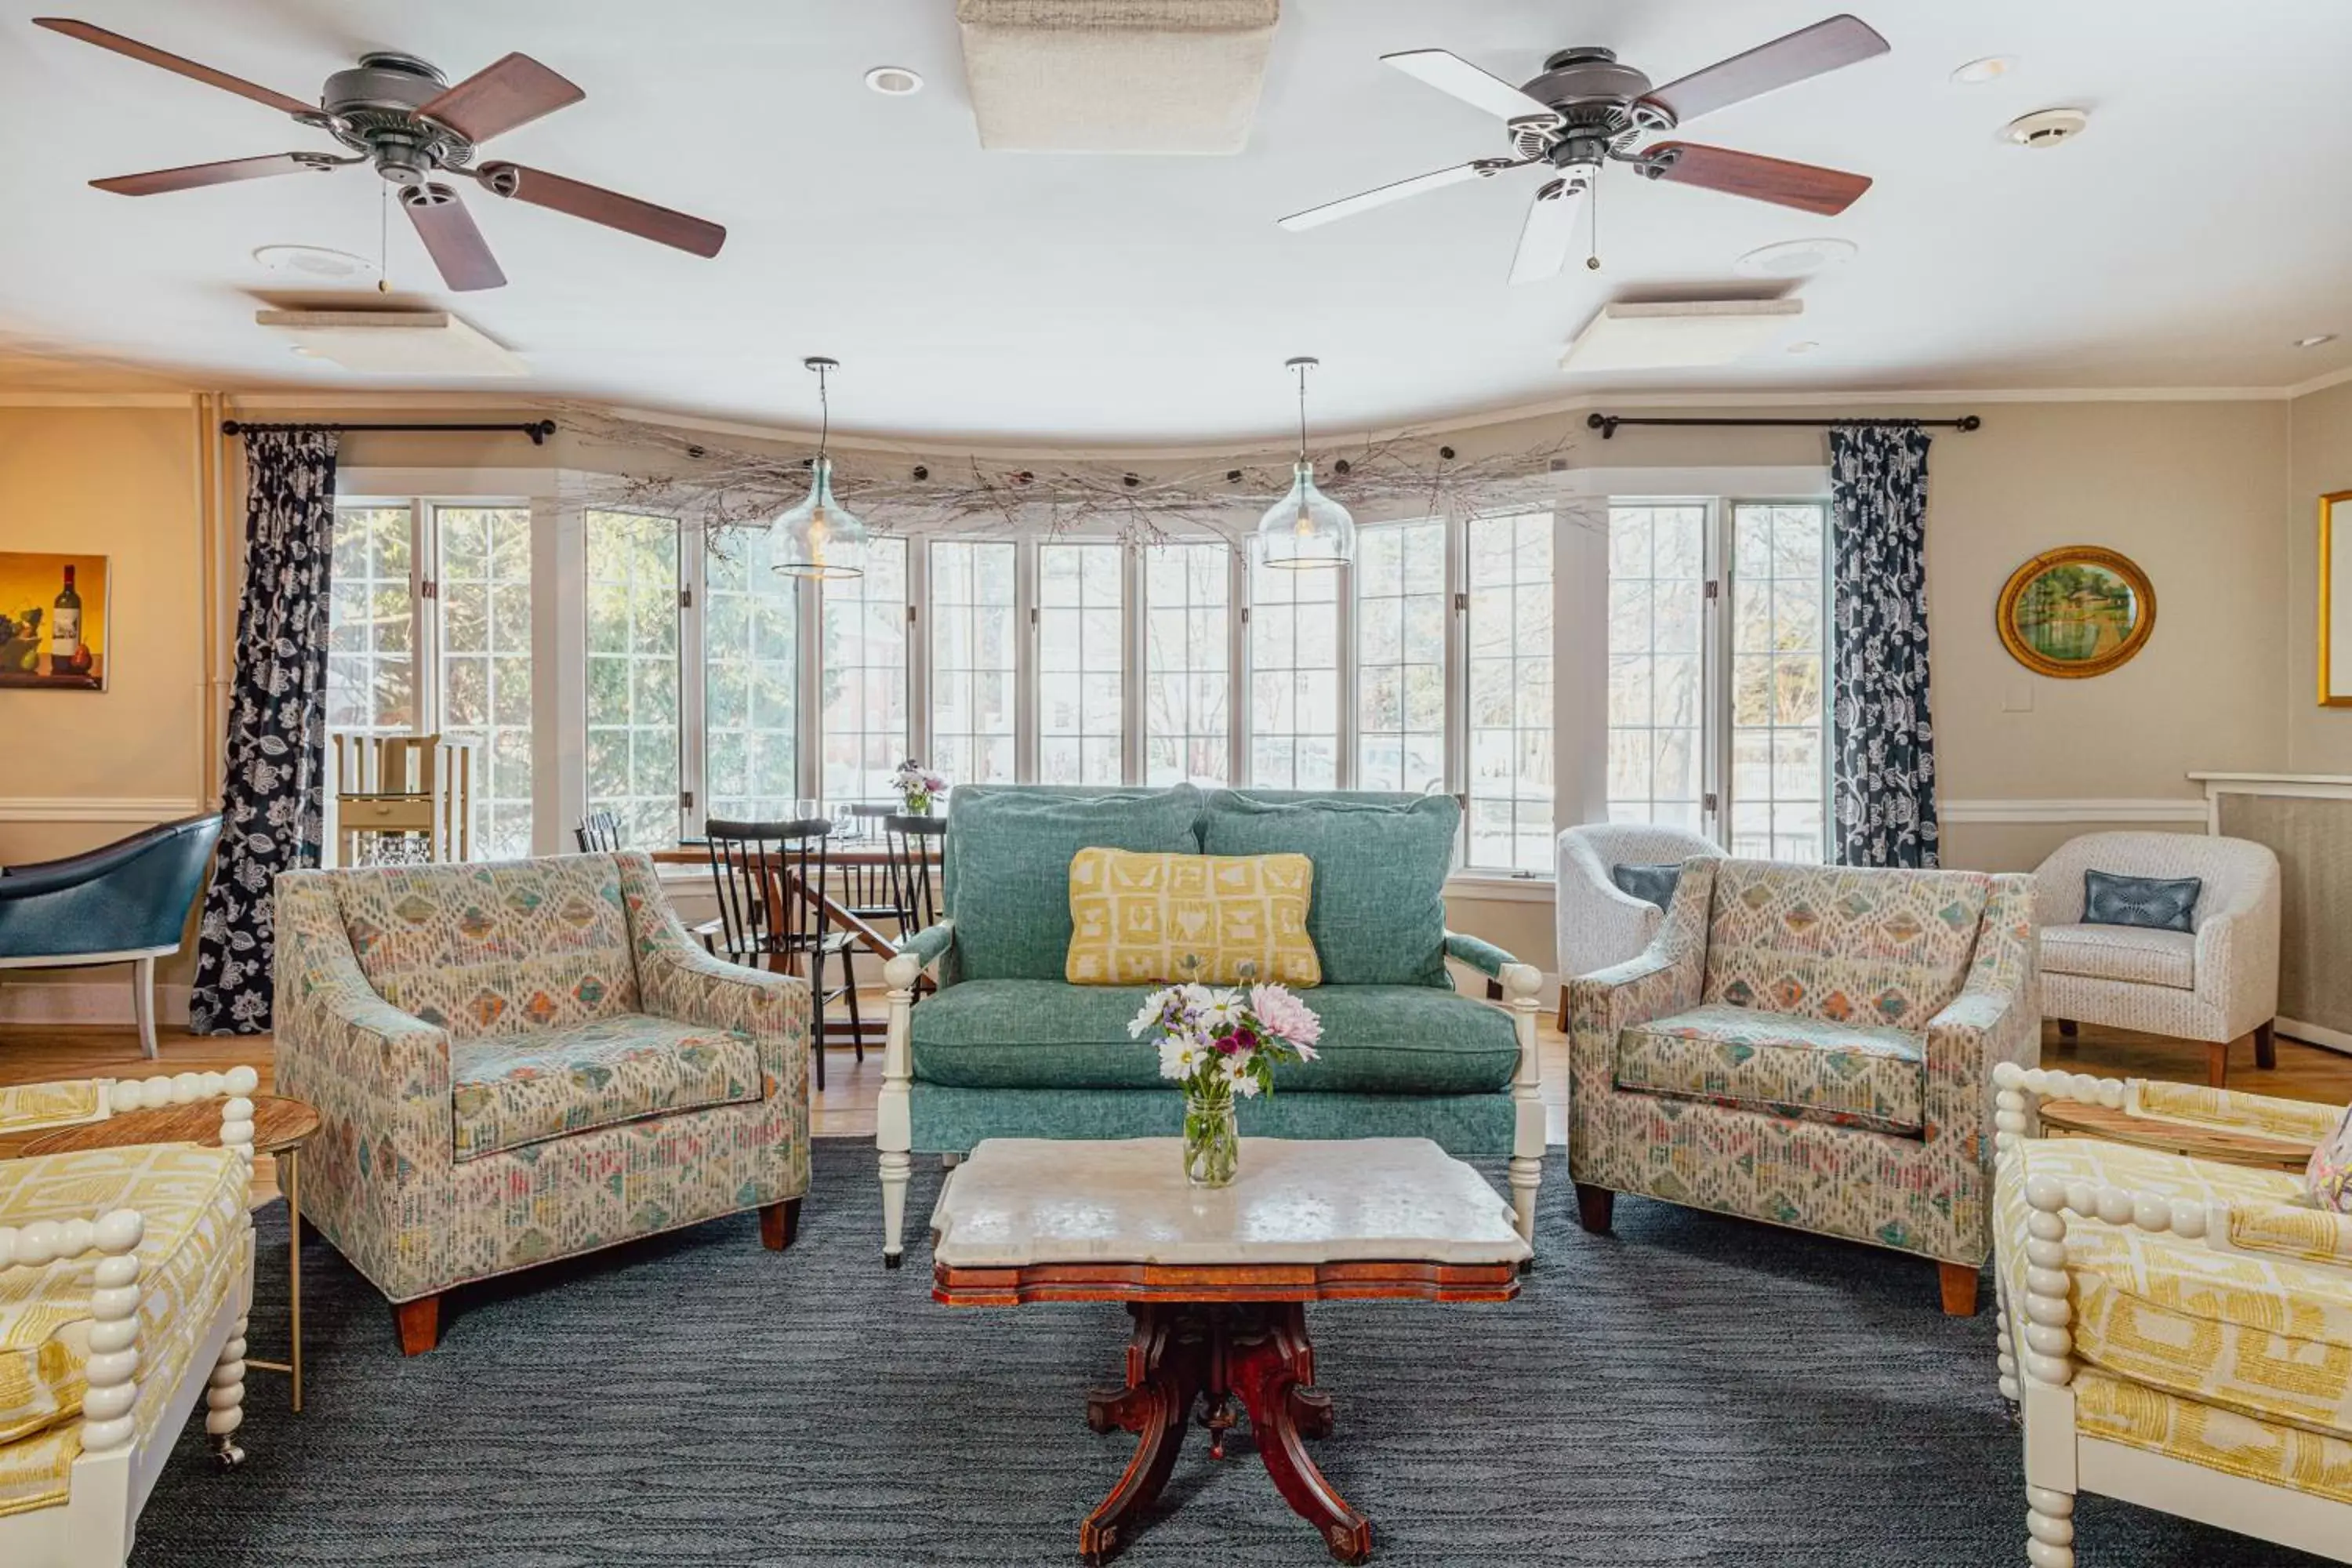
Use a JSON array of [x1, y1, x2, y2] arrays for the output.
[[796, 572, 822, 802], [906, 539, 929, 773], [1227, 546, 1247, 786], [1122, 543, 1145, 785], [1705, 499, 1732, 849], [1335, 560, 1356, 789], [414, 498, 440, 734], [1015, 540, 1039, 782], [678, 525, 707, 838]]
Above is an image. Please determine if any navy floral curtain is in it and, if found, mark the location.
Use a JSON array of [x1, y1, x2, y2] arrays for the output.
[[191, 429, 339, 1033], [1828, 423, 1939, 869]]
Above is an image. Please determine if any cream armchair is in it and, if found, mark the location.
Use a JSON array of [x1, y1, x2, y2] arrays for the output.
[[0, 1069, 259, 1568], [1553, 822, 1723, 1029], [2032, 832, 2280, 1087], [1991, 1065, 2351, 1565]]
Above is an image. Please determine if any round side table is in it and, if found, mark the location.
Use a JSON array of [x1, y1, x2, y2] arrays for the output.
[[24, 1094, 323, 1411]]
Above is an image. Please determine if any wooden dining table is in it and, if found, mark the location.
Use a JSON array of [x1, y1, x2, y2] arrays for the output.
[[651, 837, 942, 1048]]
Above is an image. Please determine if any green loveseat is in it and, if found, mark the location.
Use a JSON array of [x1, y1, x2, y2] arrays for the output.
[[877, 786, 1546, 1265]]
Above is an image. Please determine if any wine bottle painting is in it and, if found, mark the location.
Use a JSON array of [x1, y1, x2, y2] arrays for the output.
[[0, 552, 107, 691]]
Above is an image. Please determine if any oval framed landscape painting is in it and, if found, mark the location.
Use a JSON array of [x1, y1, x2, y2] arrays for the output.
[[1995, 546, 2155, 679]]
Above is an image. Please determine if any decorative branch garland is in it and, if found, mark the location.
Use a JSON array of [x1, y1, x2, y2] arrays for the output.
[[561, 403, 1599, 554]]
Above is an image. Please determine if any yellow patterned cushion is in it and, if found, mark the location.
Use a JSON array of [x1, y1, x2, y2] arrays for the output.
[[2075, 1370, 2352, 1505], [2135, 1080, 2347, 1145], [0, 1082, 104, 1138], [0, 1144, 249, 1457], [1065, 848, 1320, 986], [1999, 1138, 2352, 1443]]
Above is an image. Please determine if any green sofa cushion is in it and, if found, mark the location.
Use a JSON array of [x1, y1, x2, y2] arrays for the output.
[[909, 1083, 1515, 1158], [1200, 791, 1457, 987], [943, 785, 1204, 981], [909, 979, 1519, 1094]]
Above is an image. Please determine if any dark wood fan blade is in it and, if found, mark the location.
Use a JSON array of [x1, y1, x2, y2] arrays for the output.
[[34, 18, 314, 116], [476, 162, 725, 257], [1643, 14, 1889, 124], [402, 183, 507, 291], [1646, 142, 1871, 215], [93, 152, 339, 195], [416, 52, 583, 143]]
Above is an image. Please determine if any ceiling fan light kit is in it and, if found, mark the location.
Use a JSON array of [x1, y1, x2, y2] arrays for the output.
[[1255, 357, 1354, 572], [1560, 299, 1806, 374], [32, 19, 727, 294], [1279, 14, 1889, 282]]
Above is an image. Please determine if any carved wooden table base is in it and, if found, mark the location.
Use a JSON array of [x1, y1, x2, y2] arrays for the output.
[[1079, 1301, 1367, 1566]]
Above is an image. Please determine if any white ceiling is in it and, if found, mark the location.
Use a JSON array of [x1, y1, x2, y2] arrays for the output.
[[2, 0, 2348, 444]]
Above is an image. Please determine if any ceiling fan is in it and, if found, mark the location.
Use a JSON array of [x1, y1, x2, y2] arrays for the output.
[[1279, 14, 1888, 284], [32, 17, 727, 292]]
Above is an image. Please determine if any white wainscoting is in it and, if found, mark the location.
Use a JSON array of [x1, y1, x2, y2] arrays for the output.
[[0, 797, 208, 823]]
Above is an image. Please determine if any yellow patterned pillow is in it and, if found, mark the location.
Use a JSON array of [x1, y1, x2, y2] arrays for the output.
[[1066, 848, 1320, 987]]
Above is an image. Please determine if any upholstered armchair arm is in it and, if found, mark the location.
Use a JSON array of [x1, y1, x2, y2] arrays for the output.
[[896, 918, 956, 972], [1923, 875, 2038, 1170], [1555, 830, 1665, 980], [620, 852, 812, 1111], [1565, 858, 1715, 1058], [1443, 929, 1516, 979], [2190, 866, 2281, 1036]]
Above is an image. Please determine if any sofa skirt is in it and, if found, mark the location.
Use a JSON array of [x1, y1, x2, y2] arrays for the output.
[[908, 1083, 1515, 1158]]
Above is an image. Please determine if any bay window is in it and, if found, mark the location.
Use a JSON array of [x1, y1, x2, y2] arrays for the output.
[[583, 510, 682, 851], [1244, 555, 1339, 789], [702, 523, 801, 822], [1036, 541, 1125, 786], [820, 537, 911, 803], [927, 540, 1018, 788], [1143, 543, 1232, 786]]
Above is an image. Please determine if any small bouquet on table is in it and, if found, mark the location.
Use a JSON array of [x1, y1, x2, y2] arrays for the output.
[[1129, 977, 1322, 1187], [891, 758, 947, 816]]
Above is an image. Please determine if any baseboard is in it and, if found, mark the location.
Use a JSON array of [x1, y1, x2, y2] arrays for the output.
[[2277, 1015, 2352, 1057], [0, 975, 188, 1027]]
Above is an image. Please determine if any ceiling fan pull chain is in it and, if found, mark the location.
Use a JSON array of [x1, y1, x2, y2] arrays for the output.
[[378, 183, 391, 293], [1586, 178, 1601, 273]]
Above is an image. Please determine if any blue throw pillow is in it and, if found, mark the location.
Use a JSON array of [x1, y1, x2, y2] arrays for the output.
[[1610, 862, 1682, 911], [2082, 869, 2201, 933]]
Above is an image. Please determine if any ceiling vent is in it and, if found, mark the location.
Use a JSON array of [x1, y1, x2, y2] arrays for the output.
[[956, 0, 1279, 154], [1561, 299, 1805, 372], [255, 309, 527, 375]]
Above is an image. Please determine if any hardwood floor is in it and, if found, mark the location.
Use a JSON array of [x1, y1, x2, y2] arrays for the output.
[[5, 1006, 2347, 1210]]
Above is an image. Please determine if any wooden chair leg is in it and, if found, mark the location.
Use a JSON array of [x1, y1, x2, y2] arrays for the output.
[[2055, 1018, 2077, 1039], [759, 1197, 803, 1252], [844, 948, 866, 1062], [2208, 1036, 2233, 1088], [800, 949, 826, 1093], [393, 1294, 441, 1356], [1556, 984, 1571, 1034], [2255, 1018, 2278, 1070], [1937, 1262, 1980, 1318], [1574, 1183, 1614, 1236]]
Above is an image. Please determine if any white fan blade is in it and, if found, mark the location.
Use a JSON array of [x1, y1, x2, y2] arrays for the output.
[[1279, 161, 1494, 231], [1508, 176, 1587, 285], [1382, 49, 1558, 122]]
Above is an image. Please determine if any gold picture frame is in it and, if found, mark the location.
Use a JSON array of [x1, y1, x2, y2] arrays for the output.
[[1995, 545, 2155, 680], [2321, 491, 2352, 706]]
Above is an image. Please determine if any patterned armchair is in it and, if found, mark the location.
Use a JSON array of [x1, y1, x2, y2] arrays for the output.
[[0, 1069, 258, 1568], [1553, 822, 1725, 1029], [1991, 1066, 2351, 1565], [273, 851, 811, 1354], [1567, 858, 2038, 1314], [2032, 831, 2281, 1087]]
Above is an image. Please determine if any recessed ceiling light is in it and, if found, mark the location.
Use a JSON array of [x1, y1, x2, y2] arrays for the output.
[[2003, 107, 2089, 148], [2295, 333, 2338, 349], [1785, 340, 1823, 355], [1734, 237, 1858, 279], [252, 244, 374, 280], [864, 66, 923, 96], [1951, 56, 2015, 85]]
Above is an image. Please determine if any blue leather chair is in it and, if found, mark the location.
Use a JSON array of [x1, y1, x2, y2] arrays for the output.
[[0, 813, 222, 1057]]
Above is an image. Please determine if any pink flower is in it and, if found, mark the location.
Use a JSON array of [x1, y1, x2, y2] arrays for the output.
[[1249, 984, 1321, 1048]]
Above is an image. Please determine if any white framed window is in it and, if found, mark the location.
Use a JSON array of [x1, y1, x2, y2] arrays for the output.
[[1036, 540, 1126, 785], [434, 505, 535, 858], [927, 539, 1018, 789], [702, 524, 801, 822], [1464, 511, 1554, 873], [1728, 502, 1830, 862], [325, 503, 418, 739], [1246, 554, 1341, 788], [821, 535, 910, 803], [1354, 519, 1449, 793], [1143, 543, 1233, 786], [583, 509, 683, 850], [1606, 497, 1831, 861]]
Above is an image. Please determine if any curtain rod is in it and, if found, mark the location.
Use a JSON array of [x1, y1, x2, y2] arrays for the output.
[[1585, 413, 1980, 440], [219, 419, 557, 446]]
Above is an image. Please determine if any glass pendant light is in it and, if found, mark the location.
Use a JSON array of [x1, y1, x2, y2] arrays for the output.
[[1255, 355, 1355, 570], [773, 356, 869, 580]]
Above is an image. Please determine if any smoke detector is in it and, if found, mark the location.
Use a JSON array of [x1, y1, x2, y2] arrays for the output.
[[2003, 107, 2089, 148], [864, 66, 923, 96], [1735, 237, 1857, 278]]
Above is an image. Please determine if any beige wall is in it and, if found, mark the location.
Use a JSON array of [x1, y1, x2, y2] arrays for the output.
[[2288, 378, 2352, 775]]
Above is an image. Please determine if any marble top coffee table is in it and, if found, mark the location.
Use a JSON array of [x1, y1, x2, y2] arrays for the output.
[[931, 1136, 1531, 1564]]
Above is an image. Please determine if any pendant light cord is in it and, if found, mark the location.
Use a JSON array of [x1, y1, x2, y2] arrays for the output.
[[1295, 360, 1309, 463], [814, 361, 832, 462]]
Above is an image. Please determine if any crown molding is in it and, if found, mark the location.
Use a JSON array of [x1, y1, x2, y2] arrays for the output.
[[2286, 360, 2352, 400]]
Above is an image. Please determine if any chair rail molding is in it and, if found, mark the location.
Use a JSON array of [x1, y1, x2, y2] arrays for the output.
[[0, 796, 209, 823], [1938, 797, 2209, 825]]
